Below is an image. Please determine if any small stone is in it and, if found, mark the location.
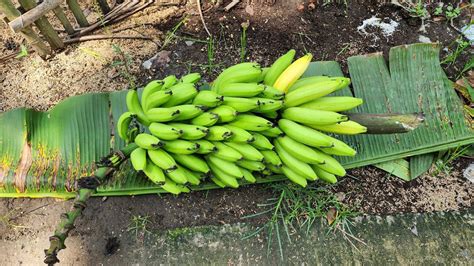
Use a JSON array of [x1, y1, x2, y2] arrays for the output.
[[463, 164, 474, 183], [418, 35, 432, 43], [185, 41, 194, 46]]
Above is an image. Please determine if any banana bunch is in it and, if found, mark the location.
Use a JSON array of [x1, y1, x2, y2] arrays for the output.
[[116, 49, 367, 193]]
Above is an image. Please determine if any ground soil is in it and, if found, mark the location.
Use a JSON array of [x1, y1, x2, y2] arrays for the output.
[[0, 0, 473, 265]]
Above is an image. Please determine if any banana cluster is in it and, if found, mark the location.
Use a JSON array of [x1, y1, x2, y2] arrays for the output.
[[117, 49, 366, 194]]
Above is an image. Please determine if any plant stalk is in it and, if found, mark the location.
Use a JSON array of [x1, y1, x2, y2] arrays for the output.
[[43, 143, 137, 265]]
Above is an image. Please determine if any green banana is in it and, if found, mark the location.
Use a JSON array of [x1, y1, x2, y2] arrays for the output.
[[146, 107, 180, 122], [218, 83, 265, 97], [193, 90, 224, 107], [179, 166, 201, 185], [143, 160, 165, 184], [318, 136, 357, 156], [212, 142, 243, 162], [209, 105, 238, 123], [208, 162, 239, 188], [193, 140, 217, 154], [240, 168, 256, 183], [210, 177, 227, 188], [311, 150, 346, 176], [250, 132, 274, 150], [264, 49, 296, 86], [191, 112, 219, 126], [259, 85, 285, 100], [266, 164, 283, 174], [298, 96, 363, 112], [260, 67, 270, 81], [282, 108, 348, 125], [212, 62, 260, 91], [287, 76, 331, 92], [259, 127, 284, 138], [218, 67, 262, 88], [222, 97, 258, 112], [141, 80, 163, 106], [163, 83, 198, 107], [284, 78, 349, 107], [149, 122, 183, 140], [163, 140, 200, 154], [180, 72, 201, 84], [205, 126, 233, 141], [116, 112, 134, 142], [127, 127, 139, 142], [135, 133, 165, 149], [278, 119, 332, 148], [236, 159, 266, 171], [147, 149, 177, 171], [126, 89, 151, 126], [173, 105, 206, 121], [162, 75, 178, 90], [281, 166, 307, 187], [255, 98, 284, 113], [259, 111, 278, 119], [228, 114, 273, 131], [207, 155, 243, 178], [168, 123, 209, 140], [261, 150, 282, 167], [224, 125, 255, 143], [306, 121, 367, 135], [275, 140, 317, 180], [130, 147, 147, 171], [172, 153, 210, 174], [277, 135, 324, 164], [166, 166, 188, 184], [161, 178, 183, 195], [224, 142, 264, 161], [143, 90, 173, 111], [311, 165, 337, 184]]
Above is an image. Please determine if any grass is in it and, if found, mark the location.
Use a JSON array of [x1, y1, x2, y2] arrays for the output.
[[441, 36, 470, 66], [127, 215, 151, 239], [433, 145, 471, 176], [240, 22, 249, 62], [0, 210, 27, 230], [243, 182, 361, 260], [111, 44, 136, 89], [161, 17, 188, 50]]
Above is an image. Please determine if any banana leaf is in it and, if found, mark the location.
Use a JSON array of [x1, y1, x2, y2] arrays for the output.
[[0, 43, 472, 198]]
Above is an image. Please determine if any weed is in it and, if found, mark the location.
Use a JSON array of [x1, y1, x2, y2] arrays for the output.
[[433, 145, 471, 176], [336, 43, 352, 57], [15, 45, 28, 59], [127, 215, 151, 239], [441, 37, 469, 66], [0, 210, 27, 230], [207, 36, 215, 71], [111, 44, 136, 89], [240, 21, 249, 62], [243, 182, 360, 260], [162, 17, 188, 50], [408, 1, 429, 19]]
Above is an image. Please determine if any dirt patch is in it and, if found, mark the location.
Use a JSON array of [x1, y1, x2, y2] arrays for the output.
[[333, 158, 473, 214], [0, 0, 473, 264]]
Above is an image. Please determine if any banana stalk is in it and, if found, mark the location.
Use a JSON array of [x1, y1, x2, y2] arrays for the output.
[[44, 143, 138, 265]]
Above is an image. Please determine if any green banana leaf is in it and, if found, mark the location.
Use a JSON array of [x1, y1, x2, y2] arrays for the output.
[[0, 43, 472, 198]]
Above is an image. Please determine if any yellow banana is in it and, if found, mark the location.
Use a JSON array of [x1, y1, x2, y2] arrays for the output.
[[264, 49, 296, 86], [273, 53, 313, 92]]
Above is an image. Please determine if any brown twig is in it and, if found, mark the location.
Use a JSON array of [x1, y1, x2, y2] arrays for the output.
[[224, 0, 240, 11], [64, 34, 152, 44], [197, 0, 211, 37]]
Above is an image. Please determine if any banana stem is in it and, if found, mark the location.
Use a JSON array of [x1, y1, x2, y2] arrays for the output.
[[43, 143, 137, 265], [347, 113, 425, 134]]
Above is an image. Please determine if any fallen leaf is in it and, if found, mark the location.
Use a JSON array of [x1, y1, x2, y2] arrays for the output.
[[326, 208, 338, 225]]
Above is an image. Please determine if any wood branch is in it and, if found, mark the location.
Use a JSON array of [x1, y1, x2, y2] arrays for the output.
[[0, 0, 51, 57], [18, 0, 64, 49], [52, 6, 75, 35], [8, 0, 62, 33], [347, 113, 425, 134], [96, 0, 111, 14], [63, 34, 152, 44], [66, 0, 89, 27], [224, 0, 240, 11]]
